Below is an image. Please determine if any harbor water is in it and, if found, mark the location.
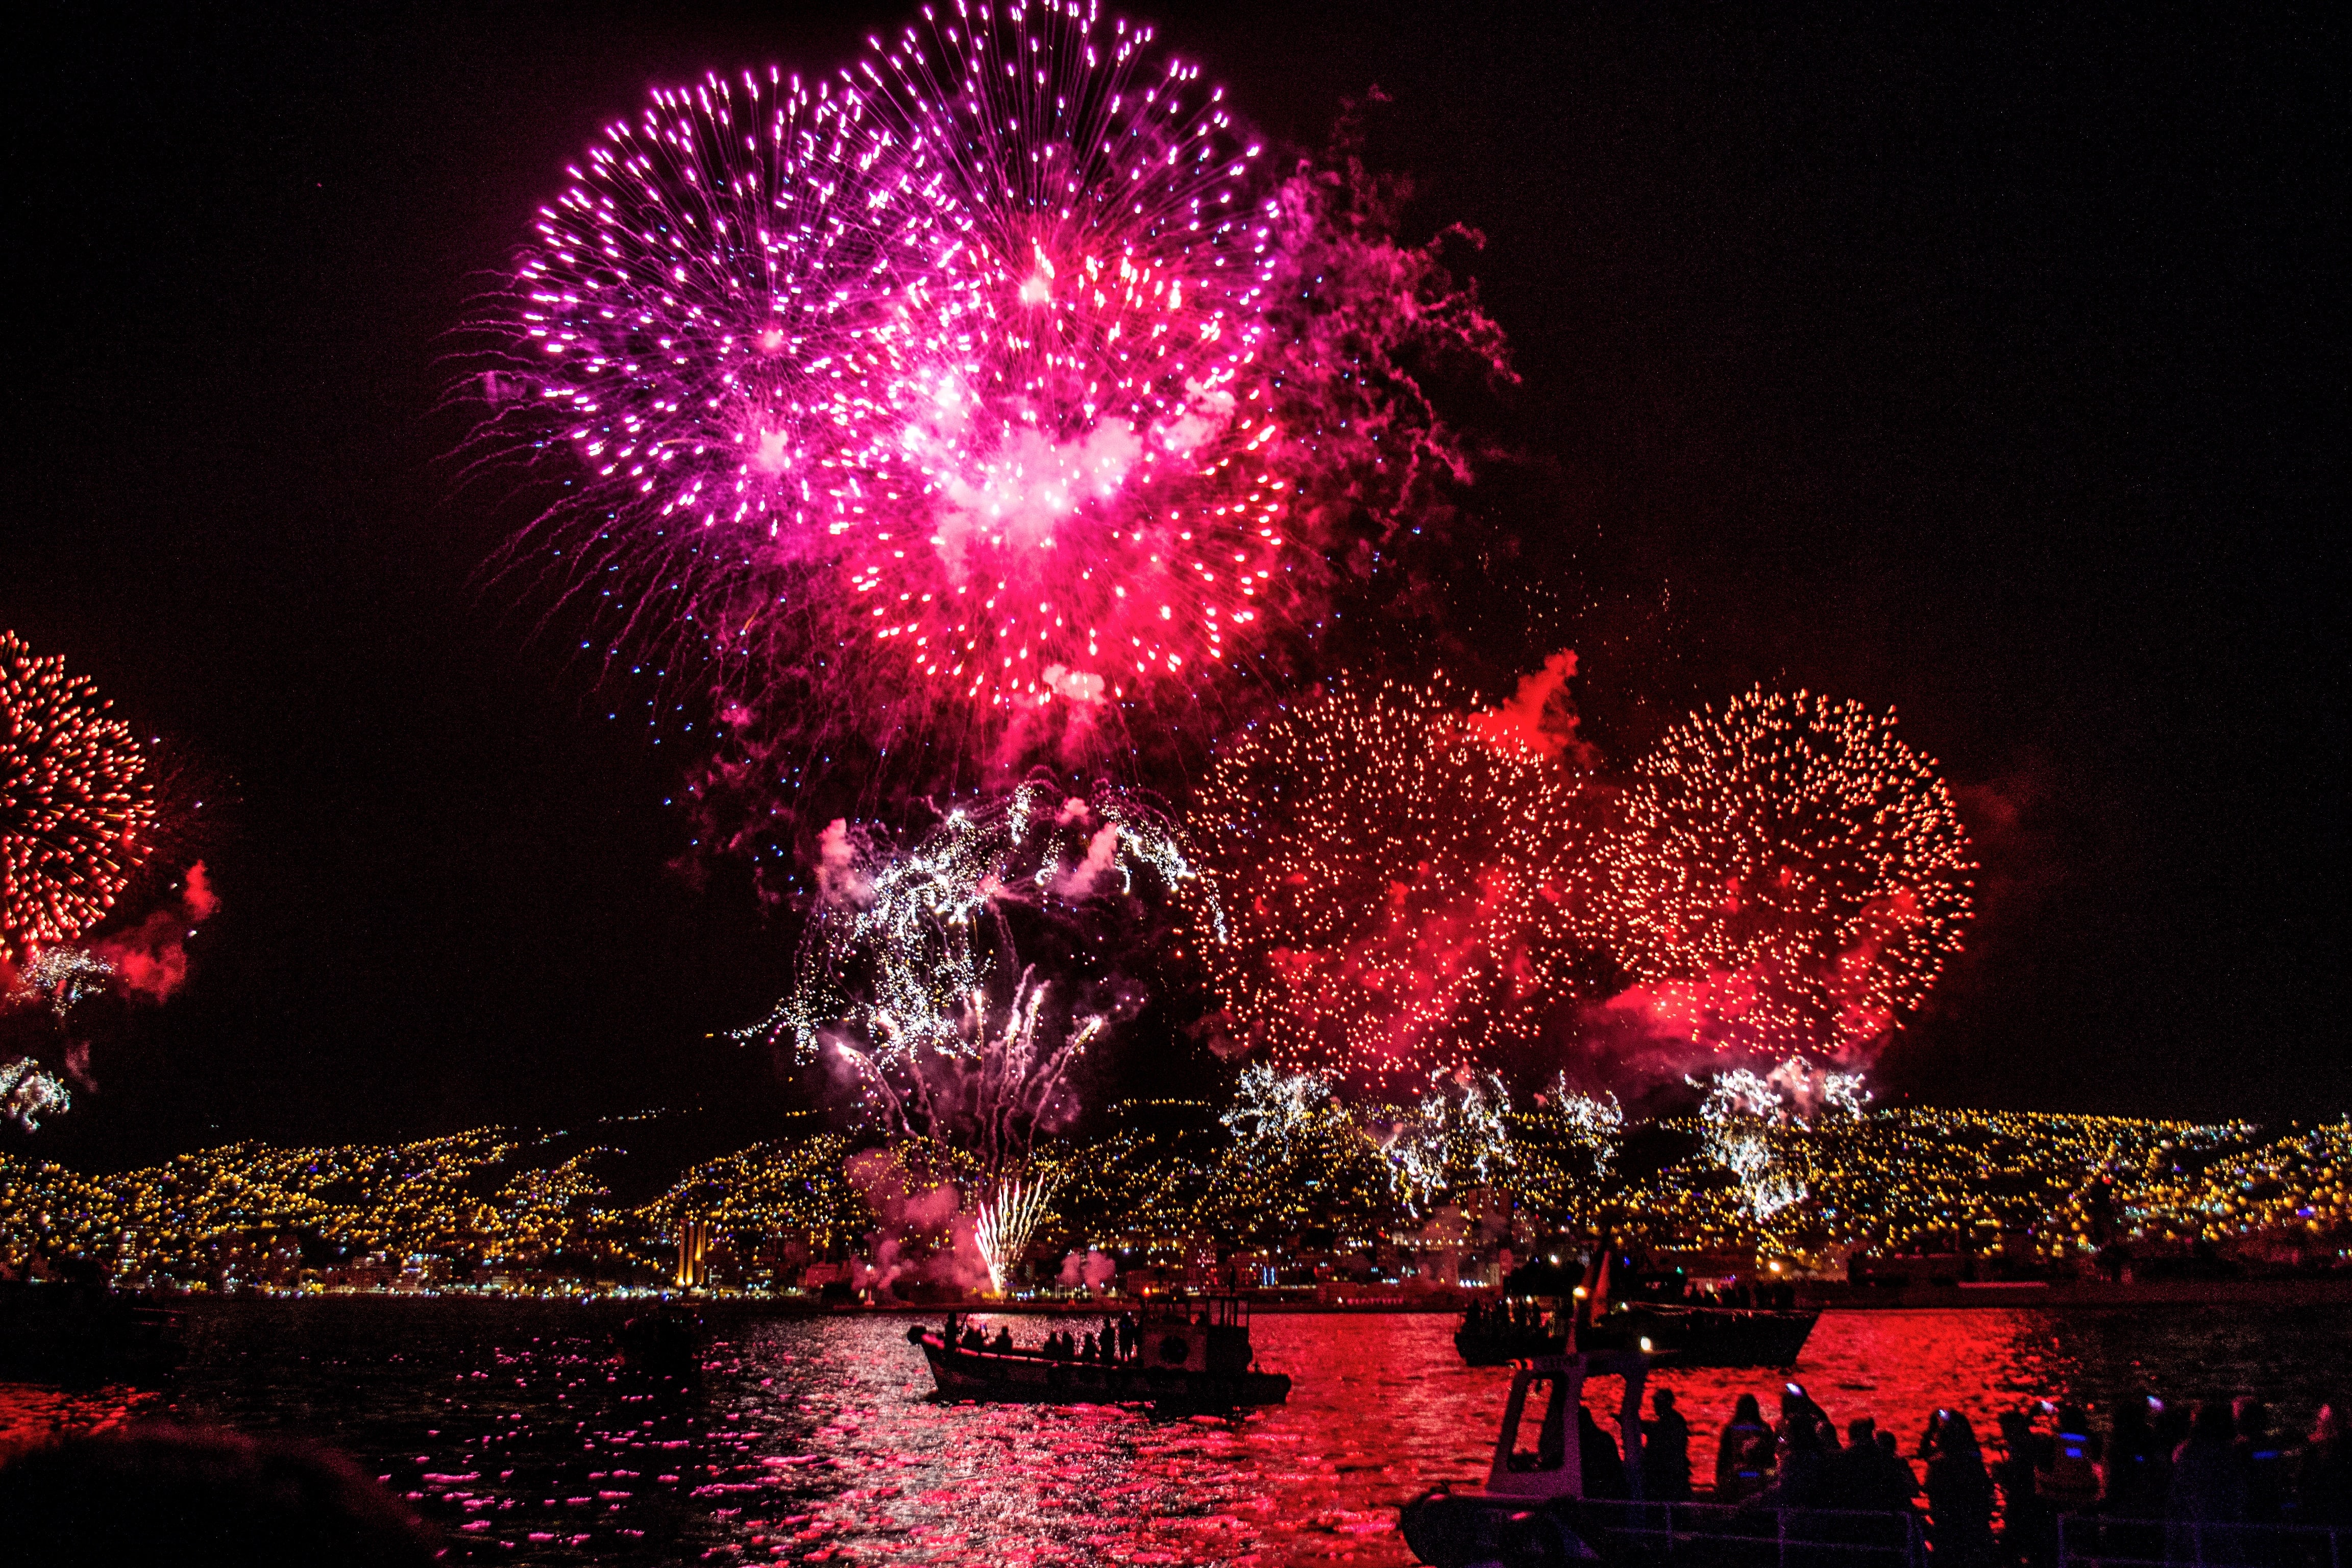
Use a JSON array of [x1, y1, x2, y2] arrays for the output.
[[3, 1301, 2347, 1565]]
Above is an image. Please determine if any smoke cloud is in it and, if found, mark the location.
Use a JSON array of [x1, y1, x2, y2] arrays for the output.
[[1464, 650, 1601, 767], [93, 860, 218, 1002]]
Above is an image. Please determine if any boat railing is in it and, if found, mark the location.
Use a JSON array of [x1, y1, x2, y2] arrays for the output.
[[1572, 1499, 1925, 1568], [2056, 1512, 2346, 1568]]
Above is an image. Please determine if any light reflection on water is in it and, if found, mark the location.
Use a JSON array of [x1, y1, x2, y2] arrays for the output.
[[1, 1302, 2344, 1566]]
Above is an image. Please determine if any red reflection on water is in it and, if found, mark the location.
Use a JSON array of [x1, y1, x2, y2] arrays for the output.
[[6, 1304, 2344, 1567]]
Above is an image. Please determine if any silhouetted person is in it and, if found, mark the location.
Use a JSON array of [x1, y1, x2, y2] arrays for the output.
[[2104, 1396, 2167, 1518], [1769, 1400, 1830, 1509], [1580, 1404, 1629, 1499], [1877, 1429, 1923, 1514], [1643, 1388, 1693, 1502], [1996, 1409, 2054, 1568], [2233, 1397, 2286, 1525], [2169, 1401, 2243, 1526], [1824, 1416, 1882, 1509], [0, 1425, 440, 1566], [1718, 1392, 1776, 1502], [2036, 1405, 2102, 1524], [1921, 1410, 1996, 1565], [2296, 1403, 2348, 1527], [991, 1326, 1014, 1354]]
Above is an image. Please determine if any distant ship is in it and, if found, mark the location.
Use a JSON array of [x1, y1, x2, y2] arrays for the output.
[[908, 1297, 1291, 1409], [1457, 1255, 1817, 1368], [0, 1281, 184, 1385], [1457, 1300, 1818, 1368]]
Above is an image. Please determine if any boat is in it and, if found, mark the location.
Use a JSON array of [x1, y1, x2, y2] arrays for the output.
[[1587, 1301, 1817, 1367], [1457, 1302, 1817, 1369], [1401, 1352, 1926, 1568], [1458, 1253, 1817, 1369], [0, 1280, 185, 1385], [1402, 1349, 1654, 1566], [616, 1303, 702, 1380], [906, 1296, 1290, 1409]]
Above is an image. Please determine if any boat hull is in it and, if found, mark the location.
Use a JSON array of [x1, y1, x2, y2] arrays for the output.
[[1401, 1489, 1596, 1566], [913, 1332, 1290, 1409]]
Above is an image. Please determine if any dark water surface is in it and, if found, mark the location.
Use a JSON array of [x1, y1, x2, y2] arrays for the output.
[[5, 1303, 2347, 1565]]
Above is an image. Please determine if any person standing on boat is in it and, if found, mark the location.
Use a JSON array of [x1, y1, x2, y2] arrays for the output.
[[1717, 1393, 1776, 1502], [1995, 1409, 2055, 1568], [1643, 1388, 1693, 1502], [1579, 1405, 1630, 1500], [2101, 1396, 2167, 1518], [1921, 1411, 1996, 1565], [2167, 1401, 2245, 1526], [2295, 1403, 2349, 1527], [2233, 1397, 2287, 1525], [1875, 1429, 1924, 1516], [1825, 1417, 1882, 1509]]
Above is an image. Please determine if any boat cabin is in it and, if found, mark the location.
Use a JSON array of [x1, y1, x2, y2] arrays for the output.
[[1137, 1295, 1255, 1375], [1485, 1351, 1650, 1501]]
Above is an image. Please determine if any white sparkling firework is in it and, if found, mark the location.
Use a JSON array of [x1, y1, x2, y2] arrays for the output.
[[1692, 1056, 1870, 1220], [7, 947, 114, 1019], [1378, 1068, 1514, 1216], [972, 1172, 1056, 1294], [0, 1059, 70, 1132]]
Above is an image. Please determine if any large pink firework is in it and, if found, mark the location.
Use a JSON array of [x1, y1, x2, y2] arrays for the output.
[[475, 2, 1304, 762]]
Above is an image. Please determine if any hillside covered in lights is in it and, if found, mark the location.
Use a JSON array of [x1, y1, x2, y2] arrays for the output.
[[0, 1104, 2342, 1296]]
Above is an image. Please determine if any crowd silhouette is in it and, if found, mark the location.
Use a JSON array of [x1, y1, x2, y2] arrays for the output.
[[1638, 1382, 2349, 1560]]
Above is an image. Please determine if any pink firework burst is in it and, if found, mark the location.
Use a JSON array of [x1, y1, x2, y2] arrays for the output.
[[474, 2, 1304, 762]]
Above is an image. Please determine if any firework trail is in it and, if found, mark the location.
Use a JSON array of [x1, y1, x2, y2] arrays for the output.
[[1595, 687, 1975, 1062], [2, 631, 156, 959], [1186, 674, 1599, 1091], [972, 1172, 1054, 1295]]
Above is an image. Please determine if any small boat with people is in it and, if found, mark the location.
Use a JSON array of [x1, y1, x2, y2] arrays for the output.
[[1457, 1253, 1816, 1368], [907, 1295, 1291, 1410]]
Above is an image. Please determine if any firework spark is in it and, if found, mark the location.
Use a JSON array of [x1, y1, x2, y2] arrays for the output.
[[1187, 675, 1597, 1089], [746, 781, 1195, 1264], [1598, 688, 1975, 1060], [2, 631, 156, 959], [1374, 1067, 1515, 1216]]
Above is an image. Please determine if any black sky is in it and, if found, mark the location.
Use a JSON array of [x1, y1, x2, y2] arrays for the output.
[[5, 2, 2342, 1166]]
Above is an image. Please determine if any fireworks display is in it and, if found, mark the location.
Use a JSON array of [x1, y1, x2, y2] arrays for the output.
[[452, 3, 2005, 1255], [0, 1059, 70, 1133], [972, 1173, 1054, 1294], [2, 631, 156, 959], [1186, 676, 1596, 1090], [741, 779, 1197, 1265], [476, 2, 1311, 767], [1598, 687, 1975, 1060]]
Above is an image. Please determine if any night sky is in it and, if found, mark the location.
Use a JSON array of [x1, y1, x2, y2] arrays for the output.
[[7, 2, 2341, 1166]]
